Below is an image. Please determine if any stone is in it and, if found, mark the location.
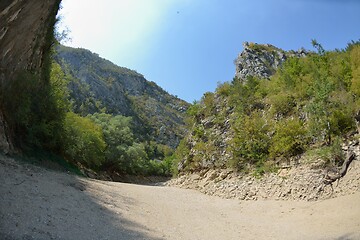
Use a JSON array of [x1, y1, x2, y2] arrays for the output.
[[234, 42, 308, 82], [0, 0, 61, 153]]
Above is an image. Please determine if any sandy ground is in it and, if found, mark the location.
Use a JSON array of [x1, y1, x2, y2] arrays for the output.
[[1, 155, 360, 240]]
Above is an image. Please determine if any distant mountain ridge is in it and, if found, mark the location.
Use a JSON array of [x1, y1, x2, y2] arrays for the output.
[[54, 45, 189, 148]]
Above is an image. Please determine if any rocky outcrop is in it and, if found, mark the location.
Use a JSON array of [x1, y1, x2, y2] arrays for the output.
[[168, 160, 360, 201], [177, 93, 234, 171], [169, 139, 360, 201], [171, 121, 360, 201], [55, 45, 189, 148], [0, 0, 61, 153], [234, 42, 307, 81]]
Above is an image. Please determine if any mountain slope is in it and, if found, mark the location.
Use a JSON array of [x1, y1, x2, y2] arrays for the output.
[[174, 42, 360, 174], [54, 45, 189, 148]]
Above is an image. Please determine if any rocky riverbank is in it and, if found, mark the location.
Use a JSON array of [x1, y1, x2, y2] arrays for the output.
[[167, 140, 360, 201]]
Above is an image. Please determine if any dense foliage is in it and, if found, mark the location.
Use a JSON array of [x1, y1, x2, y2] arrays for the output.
[[8, 57, 175, 176], [3, 39, 186, 178], [1, 62, 67, 152], [174, 41, 360, 175]]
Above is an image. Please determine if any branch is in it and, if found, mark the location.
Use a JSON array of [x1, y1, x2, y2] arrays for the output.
[[323, 151, 356, 185]]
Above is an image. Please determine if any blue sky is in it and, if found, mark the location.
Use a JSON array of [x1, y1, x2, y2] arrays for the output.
[[58, 0, 360, 102]]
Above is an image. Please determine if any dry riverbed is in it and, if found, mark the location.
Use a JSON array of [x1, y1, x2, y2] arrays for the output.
[[1, 155, 360, 240]]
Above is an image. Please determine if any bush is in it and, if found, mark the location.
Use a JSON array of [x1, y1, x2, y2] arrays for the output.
[[329, 109, 354, 135], [174, 40, 360, 176], [230, 111, 271, 170], [126, 142, 148, 174], [269, 92, 295, 117], [230, 76, 261, 115], [201, 92, 215, 116], [2, 69, 66, 151], [216, 82, 232, 97], [303, 137, 344, 167], [62, 112, 106, 168], [269, 118, 307, 160], [350, 45, 360, 98], [172, 139, 191, 176], [147, 155, 174, 176]]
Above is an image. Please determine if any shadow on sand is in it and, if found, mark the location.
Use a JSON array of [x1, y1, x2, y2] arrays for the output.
[[0, 154, 164, 240]]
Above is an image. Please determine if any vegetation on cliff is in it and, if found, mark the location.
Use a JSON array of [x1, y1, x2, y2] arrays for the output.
[[48, 45, 189, 177], [54, 45, 188, 149], [3, 41, 186, 177], [0, 0, 62, 153], [174, 41, 360, 176]]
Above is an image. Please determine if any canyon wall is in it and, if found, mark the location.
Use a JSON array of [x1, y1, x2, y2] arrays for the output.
[[0, 0, 61, 153]]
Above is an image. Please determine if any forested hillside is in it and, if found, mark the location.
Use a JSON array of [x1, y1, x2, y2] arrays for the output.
[[54, 45, 188, 148], [43, 45, 191, 177], [174, 41, 360, 176]]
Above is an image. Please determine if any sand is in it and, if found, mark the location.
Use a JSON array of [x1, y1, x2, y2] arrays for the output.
[[1, 155, 360, 240]]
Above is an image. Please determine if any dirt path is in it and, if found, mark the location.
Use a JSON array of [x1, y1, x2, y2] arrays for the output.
[[1, 155, 360, 240]]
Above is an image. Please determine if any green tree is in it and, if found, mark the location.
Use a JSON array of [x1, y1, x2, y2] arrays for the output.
[[63, 112, 106, 168], [350, 45, 360, 100], [88, 113, 135, 172], [2, 61, 70, 151], [269, 118, 307, 160], [50, 61, 71, 113], [230, 111, 271, 170], [306, 40, 334, 144]]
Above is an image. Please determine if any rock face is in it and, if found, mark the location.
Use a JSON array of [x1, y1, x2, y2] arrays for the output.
[[0, 112, 10, 154], [168, 158, 360, 201], [0, 0, 61, 153], [171, 138, 360, 201], [178, 93, 234, 171], [234, 42, 307, 81], [55, 45, 189, 148]]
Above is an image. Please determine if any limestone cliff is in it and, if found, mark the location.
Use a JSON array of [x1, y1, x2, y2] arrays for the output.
[[0, 0, 61, 153], [234, 42, 307, 81]]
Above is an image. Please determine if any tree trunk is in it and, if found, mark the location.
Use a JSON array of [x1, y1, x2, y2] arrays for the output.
[[323, 152, 356, 185]]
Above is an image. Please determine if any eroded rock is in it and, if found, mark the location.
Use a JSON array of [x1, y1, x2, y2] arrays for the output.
[[0, 0, 61, 153]]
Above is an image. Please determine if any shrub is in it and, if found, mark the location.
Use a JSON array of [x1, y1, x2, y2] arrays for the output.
[[350, 45, 360, 98], [230, 111, 271, 170], [269, 92, 295, 117], [230, 76, 261, 115], [269, 118, 307, 160], [303, 137, 344, 167], [62, 112, 106, 168], [2, 69, 66, 151], [126, 142, 148, 174], [216, 82, 232, 97], [147, 156, 174, 176], [172, 139, 191, 176], [186, 101, 201, 121], [201, 92, 215, 116]]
